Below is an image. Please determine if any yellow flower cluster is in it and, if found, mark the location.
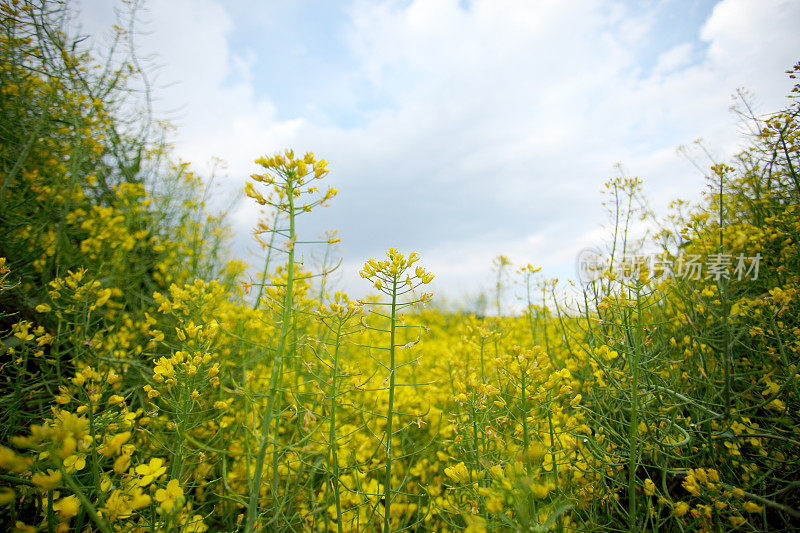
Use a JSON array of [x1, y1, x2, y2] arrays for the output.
[[359, 248, 434, 302]]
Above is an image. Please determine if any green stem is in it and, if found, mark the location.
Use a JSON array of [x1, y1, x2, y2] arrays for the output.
[[519, 359, 529, 474], [719, 169, 732, 418], [245, 174, 297, 533], [627, 287, 642, 533], [330, 320, 344, 533], [253, 210, 280, 311], [383, 276, 398, 533], [547, 391, 558, 480], [60, 465, 113, 533], [471, 400, 481, 481]]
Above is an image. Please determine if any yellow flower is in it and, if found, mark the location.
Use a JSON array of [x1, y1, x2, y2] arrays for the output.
[[53, 494, 80, 519], [129, 486, 152, 510], [485, 495, 503, 514], [673, 501, 690, 517], [114, 452, 132, 474], [643, 478, 656, 497], [31, 470, 62, 490], [107, 394, 124, 406], [729, 515, 746, 527], [530, 481, 553, 499], [13, 522, 37, 533], [103, 487, 149, 520], [444, 462, 470, 484], [0, 446, 32, 473], [135, 457, 167, 486], [683, 471, 701, 496], [63, 454, 86, 473], [182, 514, 208, 532], [0, 487, 15, 505], [99, 431, 131, 457], [742, 501, 763, 513], [155, 478, 185, 514], [464, 516, 487, 533]]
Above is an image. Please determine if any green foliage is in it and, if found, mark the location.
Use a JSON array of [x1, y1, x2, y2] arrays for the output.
[[1, 1, 800, 532]]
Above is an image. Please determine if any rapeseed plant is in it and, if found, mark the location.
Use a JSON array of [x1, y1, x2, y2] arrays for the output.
[[2, 1, 800, 531]]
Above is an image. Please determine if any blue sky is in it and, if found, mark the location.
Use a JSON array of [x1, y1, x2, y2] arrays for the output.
[[75, 0, 800, 308]]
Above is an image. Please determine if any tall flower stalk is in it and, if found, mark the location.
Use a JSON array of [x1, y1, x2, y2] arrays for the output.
[[360, 248, 433, 532], [244, 150, 336, 532]]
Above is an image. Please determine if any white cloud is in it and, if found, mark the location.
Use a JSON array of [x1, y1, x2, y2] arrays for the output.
[[75, 0, 800, 300], [77, 0, 303, 183], [654, 43, 695, 74], [702, 0, 800, 81]]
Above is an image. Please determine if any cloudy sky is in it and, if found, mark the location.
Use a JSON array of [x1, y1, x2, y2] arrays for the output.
[[75, 0, 800, 307]]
